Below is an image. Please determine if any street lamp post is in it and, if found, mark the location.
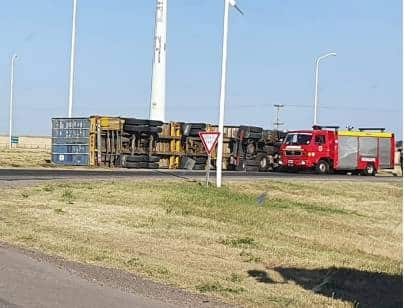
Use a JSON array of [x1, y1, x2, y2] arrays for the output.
[[216, 0, 243, 188], [9, 54, 18, 149], [68, 0, 78, 118], [313, 52, 336, 126]]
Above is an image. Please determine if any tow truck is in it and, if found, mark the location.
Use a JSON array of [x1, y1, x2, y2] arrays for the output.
[[279, 126, 395, 175]]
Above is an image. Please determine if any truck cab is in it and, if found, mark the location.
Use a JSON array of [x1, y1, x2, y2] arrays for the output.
[[280, 128, 337, 173]]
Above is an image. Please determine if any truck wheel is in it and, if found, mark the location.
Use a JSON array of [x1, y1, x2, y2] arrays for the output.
[[258, 154, 269, 172], [246, 159, 257, 166], [236, 160, 246, 171], [316, 160, 330, 174], [193, 164, 206, 171], [362, 163, 376, 176], [123, 118, 163, 127], [246, 166, 259, 172], [246, 143, 255, 155]]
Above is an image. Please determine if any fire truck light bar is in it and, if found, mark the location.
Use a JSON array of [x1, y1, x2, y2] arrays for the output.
[[358, 128, 386, 132], [312, 125, 340, 131]]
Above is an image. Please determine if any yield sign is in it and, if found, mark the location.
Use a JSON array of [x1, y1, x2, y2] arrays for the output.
[[199, 132, 220, 155]]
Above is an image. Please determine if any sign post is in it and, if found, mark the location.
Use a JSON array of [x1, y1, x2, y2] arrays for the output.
[[11, 136, 19, 146], [199, 132, 220, 187]]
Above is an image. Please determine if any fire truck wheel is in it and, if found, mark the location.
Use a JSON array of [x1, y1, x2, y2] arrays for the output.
[[362, 163, 376, 176], [316, 160, 330, 174]]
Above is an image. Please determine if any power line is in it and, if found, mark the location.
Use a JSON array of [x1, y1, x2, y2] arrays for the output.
[[169, 104, 400, 113]]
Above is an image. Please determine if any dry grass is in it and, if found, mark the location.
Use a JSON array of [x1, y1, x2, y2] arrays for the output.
[[0, 180, 401, 307], [0, 148, 51, 168]]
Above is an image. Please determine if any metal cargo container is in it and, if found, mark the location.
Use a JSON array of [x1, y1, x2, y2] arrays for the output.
[[52, 118, 90, 166], [337, 131, 395, 170]]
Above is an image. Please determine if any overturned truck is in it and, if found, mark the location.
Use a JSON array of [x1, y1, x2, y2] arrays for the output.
[[51, 116, 286, 171]]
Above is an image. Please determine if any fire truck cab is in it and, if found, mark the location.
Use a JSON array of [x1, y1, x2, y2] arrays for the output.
[[280, 126, 395, 175]]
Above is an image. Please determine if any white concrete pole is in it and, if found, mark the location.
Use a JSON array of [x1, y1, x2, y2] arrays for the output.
[[216, 0, 230, 188], [9, 54, 17, 149], [150, 0, 168, 122], [68, 0, 78, 118], [216, 0, 243, 188], [313, 52, 336, 126]]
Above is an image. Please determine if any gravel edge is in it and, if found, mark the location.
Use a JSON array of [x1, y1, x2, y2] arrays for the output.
[[0, 242, 237, 308]]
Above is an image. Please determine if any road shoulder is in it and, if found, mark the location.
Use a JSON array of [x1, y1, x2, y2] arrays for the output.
[[0, 242, 232, 308]]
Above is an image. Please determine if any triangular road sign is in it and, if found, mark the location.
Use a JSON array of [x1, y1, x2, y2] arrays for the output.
[[199, 132, 220, 155]]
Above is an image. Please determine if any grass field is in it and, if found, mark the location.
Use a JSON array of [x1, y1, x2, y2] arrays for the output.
[[0, 148, 51, 168], [0, 180, 401, 307]]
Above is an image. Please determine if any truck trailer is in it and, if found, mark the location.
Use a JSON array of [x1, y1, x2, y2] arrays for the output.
[[279, 126, 395, 175]]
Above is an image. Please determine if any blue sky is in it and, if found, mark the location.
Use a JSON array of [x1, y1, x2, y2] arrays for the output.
[[0, 0, 401, 137]]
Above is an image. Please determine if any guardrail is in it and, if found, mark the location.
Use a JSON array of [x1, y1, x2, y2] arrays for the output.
[[0, 144, 51, 150]]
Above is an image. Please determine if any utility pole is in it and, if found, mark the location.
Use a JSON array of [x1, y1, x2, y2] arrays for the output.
[[273, 104, 284, 131]]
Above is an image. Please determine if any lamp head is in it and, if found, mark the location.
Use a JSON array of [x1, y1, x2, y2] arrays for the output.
[[228, 0, 244, 15]]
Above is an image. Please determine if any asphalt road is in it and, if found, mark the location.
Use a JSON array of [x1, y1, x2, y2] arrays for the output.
[[0, 168, 400, 183], [0, 244, 229, 308], [0, 246, 175, 308]]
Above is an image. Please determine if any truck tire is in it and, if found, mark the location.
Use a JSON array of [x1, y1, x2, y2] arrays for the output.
[[123, 118, 163, 127], [180, 157, 196, 170], [182, 124, 192, 136], [257, 154, 269, 172], [246, 159, 257, 166], [189, 128, 203, 136], [239, 126, 263, 134], [263, 145, 276, 155], [148, 163, 160, 169], [246, 143, 256, 155], [123, 125, 162, 134], [125, 155, 149, 163], [195, 157, 207, 164], [316, 160, 330, 174], [123, 155, 160, 163], [190, 123, 206, 130], [125, 162, 148, 169], [248, 132, 263, 139], [193, 164, 206, 171], [236, 160, 246, 171], [362, 163, 376, 176], [246, 166, 259, 172], [148, 156, 160, 163]]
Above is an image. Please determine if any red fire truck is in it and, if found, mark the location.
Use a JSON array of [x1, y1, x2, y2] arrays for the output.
[[279, 126, 395, 175]]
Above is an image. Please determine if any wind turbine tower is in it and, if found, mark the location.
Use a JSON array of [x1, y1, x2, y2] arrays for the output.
[[149, 0, 167, 122]]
